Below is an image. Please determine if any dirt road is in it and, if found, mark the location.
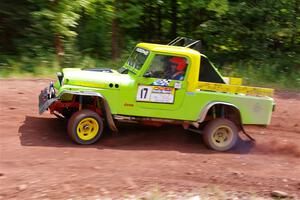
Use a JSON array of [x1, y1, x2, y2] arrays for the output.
[[0, 79, 300, 199]]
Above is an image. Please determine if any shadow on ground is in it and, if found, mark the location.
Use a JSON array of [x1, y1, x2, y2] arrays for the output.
[[19, 116, 254, 154]]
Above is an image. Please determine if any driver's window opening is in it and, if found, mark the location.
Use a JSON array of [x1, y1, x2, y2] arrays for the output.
[[145, 55, 188, 81]]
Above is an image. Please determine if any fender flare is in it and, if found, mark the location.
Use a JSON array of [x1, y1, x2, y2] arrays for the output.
[[42, 90, 118, 132], [197, 101, 255, 141], [197, 101, 242, 124]]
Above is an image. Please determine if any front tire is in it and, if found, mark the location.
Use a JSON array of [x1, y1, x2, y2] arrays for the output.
[[203, 118, 238, 151], [67, 109, 103, 144]]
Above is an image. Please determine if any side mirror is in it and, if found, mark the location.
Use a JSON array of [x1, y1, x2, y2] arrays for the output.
[[143, 71, 152, 78], [57, 72, 64, 86]]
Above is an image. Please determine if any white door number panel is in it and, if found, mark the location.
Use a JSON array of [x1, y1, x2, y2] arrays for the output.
[[136, 86, 153, 102], [136, 85, 175, 104]]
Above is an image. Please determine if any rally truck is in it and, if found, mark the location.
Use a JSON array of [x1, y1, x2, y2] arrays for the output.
[[39, 37, 275, 151]]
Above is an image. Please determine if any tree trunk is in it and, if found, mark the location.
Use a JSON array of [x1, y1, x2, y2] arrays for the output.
[[170, 0, 178, 38], [111, 17, 119, 60], [52, 0, 64, 67], [291, 0, 298, 47], [156, 3, 162, 41], [55, 34, 64, 68], [111, 0, 120, 60]]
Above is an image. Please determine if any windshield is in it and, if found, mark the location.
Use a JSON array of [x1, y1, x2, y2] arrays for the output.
[[127, 47, 149, 70]]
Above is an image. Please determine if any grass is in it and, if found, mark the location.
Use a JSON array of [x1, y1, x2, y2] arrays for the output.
[[221, 61, 300, 91], [0, 55, 124, 78], [1, 55, 299, 92]]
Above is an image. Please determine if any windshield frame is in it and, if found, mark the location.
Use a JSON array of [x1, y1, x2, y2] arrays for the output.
[[123, 47, 150, 74]]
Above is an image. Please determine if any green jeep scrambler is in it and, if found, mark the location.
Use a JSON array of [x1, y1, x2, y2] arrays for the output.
[[39, 37, 275, 151]]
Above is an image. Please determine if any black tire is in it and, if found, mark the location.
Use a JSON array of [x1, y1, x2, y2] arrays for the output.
[[203, 118, 238, 151], [67, 109, 103, 144]]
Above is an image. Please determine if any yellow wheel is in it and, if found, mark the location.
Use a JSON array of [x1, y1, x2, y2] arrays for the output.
[[68, 109, 103, 144], [203, 118, 238, 151], [77, 118, 99, 141]]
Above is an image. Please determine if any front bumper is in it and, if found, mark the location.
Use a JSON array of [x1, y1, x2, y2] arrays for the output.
[[38, 87, 57, 114]]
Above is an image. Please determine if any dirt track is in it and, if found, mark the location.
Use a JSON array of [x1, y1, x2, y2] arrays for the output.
[[0, 79, 300, 199]]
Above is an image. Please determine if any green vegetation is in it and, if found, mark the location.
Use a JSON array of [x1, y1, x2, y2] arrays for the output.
[[1, 0, 299, 90]]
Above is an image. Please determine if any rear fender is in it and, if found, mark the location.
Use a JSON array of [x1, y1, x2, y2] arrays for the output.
[[197, 101, 243, 128]]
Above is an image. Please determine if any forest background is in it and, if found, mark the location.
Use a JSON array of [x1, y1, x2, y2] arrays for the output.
[[0, 0, 299, 90]]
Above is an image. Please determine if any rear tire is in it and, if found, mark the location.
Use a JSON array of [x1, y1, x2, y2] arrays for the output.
[[67, 109, 103, 144], [203, 118, 238, 151]]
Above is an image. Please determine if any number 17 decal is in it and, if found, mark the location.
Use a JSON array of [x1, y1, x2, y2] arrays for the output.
[[136, 86, 152, 101], [140, 88, 148, 99]]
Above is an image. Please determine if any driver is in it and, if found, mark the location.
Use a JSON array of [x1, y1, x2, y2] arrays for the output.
[[165, 57, 187, 80]]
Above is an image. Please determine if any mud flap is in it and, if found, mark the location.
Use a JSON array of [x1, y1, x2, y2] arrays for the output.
[[241, 126, 256, 142]]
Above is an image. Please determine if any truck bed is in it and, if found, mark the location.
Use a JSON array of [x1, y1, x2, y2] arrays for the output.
[[198, 81, 274, 97]]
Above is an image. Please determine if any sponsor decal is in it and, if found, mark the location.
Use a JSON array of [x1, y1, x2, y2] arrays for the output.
[[151, 79, 171, 87], [136, 85, 175, 104], [124, 103, 134, 107], [174, 82, 182, 89], [136, 47, 149, 55], [186, 92, 195, 96]]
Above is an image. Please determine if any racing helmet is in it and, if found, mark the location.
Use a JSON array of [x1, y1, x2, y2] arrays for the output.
[[169, 57, 187, 71]]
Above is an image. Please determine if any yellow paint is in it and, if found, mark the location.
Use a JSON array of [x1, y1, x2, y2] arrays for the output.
[[198, 81, 274, 97], [186, 53, 201, 92], [72, 81, 106, 89], [223, 77, 243, 85], [229, 77, 242, 85], [76, 117, 99, 141], [137, 43, 201, 56]]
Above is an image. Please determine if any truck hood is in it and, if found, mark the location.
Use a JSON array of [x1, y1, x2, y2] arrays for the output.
[[61, 68, 133, 89]]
